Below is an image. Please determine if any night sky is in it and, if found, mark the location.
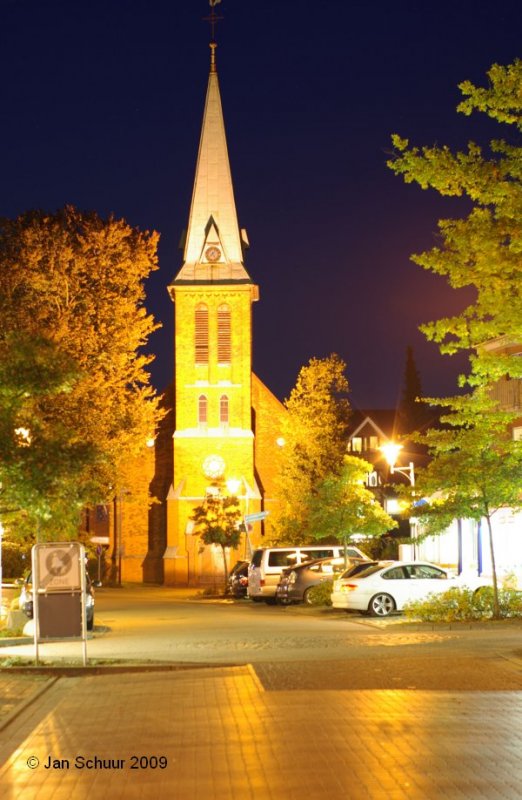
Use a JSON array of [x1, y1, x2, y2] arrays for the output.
[[1, 0, 520, 409]]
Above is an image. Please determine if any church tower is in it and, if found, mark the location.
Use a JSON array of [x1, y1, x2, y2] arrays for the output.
[[165, 42, 262, 585]]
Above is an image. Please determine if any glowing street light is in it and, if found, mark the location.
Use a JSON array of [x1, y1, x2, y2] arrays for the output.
[[380, 441, 415, 487], [380, 441, 418, 559], [226, 477, 242, 496]]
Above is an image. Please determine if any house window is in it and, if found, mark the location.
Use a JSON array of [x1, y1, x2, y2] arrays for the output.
[[220, 395, 229, 424], [367, 436, 379, 450], [351, 437, 362, 452], [368, 471, 380, 487], [217, 304, 231, 363], [513, 426, 522, 442], [195, 304, 209, 364], [198, 395, 208, 424]]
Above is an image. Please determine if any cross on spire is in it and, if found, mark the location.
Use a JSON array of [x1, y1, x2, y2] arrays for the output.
[[203, 0, 224, 43]]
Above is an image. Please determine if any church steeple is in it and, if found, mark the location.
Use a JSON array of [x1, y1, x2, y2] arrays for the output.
[[173, 42, 251, 284]]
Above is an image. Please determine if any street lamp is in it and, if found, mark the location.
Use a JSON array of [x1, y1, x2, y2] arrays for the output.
[[380, 441, 417, 559], [380, 442, 415, 487], [225, 477, 254, 559]]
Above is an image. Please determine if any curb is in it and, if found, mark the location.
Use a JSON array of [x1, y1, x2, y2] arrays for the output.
[[0, 676, 59, 732], [0, 661, 246, 677]]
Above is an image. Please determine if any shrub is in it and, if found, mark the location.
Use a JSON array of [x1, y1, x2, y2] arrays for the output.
[[404, 585, 522, 622], [306, 579, 334, 606]]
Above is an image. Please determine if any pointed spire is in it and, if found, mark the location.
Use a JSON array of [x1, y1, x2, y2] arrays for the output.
[[174, 41, 251, 283]]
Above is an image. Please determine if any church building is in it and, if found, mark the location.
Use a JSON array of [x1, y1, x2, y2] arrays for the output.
[[117, 41, 285, 586]]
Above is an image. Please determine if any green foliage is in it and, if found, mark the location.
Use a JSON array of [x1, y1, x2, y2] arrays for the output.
[[408, 390, 522, 534], [274, 354, 351, 543], [388, 60, 522, 388], [0, 207, 162, 539], [190, 481, 243, 591], [408, 390, 522, 618], [0, 332, 101, 537], [306, 579, 334, 607], [411, 393, 522, 534], [307, 455, 397, 554], [404, 585, 522, 622]]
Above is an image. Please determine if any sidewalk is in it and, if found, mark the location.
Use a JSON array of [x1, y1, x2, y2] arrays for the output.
[[1, 664, 522, 799]]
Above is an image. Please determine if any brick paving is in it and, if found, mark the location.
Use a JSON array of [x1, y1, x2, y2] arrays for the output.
[[1, 667, 522, 799], [0, 674, 53, 729]]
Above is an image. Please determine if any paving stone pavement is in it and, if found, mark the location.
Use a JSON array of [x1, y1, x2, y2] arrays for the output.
[[0, 666, 522, 799]]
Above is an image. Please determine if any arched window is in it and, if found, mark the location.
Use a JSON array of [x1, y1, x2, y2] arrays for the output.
[[195, 304, 209, 364], [198, 395, 208, 424], [219, 395, 229, 425], [217, 304, 231, 364]]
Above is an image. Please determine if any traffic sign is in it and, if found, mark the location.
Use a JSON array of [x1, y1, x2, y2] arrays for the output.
[[244, 511, 269, 523], [35, 542, 82, 591]]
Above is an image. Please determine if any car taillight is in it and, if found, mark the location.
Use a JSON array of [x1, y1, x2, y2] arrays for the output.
[[340, 583, 358, 593], [288, 571, 297, 584]]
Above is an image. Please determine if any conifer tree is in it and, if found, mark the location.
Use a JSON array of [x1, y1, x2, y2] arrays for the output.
[[398, 345, 426, 433]]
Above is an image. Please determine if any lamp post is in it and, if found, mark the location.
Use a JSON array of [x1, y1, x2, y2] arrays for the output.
[[380, 442, 417, 558], [380, 442, 415, 486], [226, 477, 253, 559]]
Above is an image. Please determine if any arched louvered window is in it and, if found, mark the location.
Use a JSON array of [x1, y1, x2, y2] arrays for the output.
[[217, 304, 231, 364], [195, 304, 209, 364], [198, 395, 208, 424], [219, 395, 229, 425]]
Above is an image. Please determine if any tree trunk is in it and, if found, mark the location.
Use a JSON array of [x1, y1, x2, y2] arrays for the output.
[[221, 545, 229, 595], [485, 514, 500, 619], [342, 537, 349, 570]]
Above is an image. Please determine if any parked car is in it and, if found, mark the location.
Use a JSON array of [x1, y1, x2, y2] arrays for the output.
[[276, 555, 368, 605], [19, 571, 95, 630], [248, 544, 369, 602], [227, 560, 249, 598], [331, 560, 491, 617]]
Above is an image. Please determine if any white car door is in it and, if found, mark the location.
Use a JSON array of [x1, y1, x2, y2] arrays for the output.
[[402, 563, 452, 605]]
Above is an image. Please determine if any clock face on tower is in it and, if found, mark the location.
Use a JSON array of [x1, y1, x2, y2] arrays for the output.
[[205, 246, 221, 263], [202, 454, 226, 479]]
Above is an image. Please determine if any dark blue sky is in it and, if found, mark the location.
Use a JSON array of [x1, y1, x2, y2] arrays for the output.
[[1, 0, 520, 408]]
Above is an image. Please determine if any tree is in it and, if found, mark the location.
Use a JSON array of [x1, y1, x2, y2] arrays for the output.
[[398, 345, 427, 433], [408, 391, 522, 618], [274, 354, 350, 544], [190, 482, 243, 592], [388, 59, 522, 388], [307, 455, 397, 565], [0, 332, 102, 538], [0, 207, 161, 538]]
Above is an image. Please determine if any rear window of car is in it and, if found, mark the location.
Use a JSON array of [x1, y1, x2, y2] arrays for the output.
[[340, 562, 381, 580], [268, 550, 298, 567]]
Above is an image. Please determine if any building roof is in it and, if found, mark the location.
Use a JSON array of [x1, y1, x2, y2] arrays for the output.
[[172, 44, 252, 285]]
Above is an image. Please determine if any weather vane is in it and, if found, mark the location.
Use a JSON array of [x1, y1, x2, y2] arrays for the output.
[[204, 0, 224, 43]]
